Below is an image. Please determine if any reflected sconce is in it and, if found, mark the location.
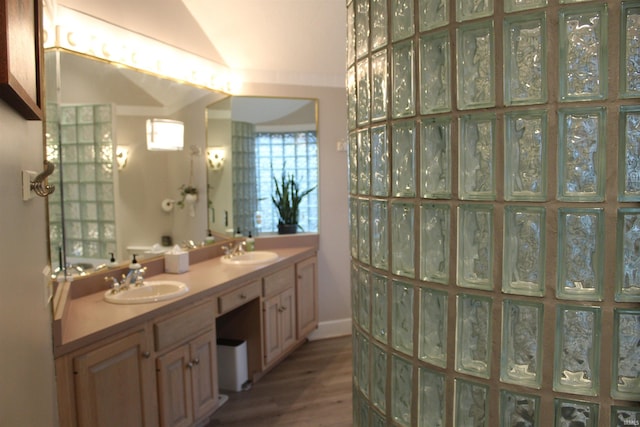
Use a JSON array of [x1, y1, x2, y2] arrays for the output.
[[116, 146, 129, 170], [206, 147, 226, 170], [146, 119, 184, 151]]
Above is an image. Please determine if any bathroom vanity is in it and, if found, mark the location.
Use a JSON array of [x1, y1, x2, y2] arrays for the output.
[[52, 239, 318, 427]]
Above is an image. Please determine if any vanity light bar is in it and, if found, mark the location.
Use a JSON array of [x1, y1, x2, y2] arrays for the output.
[[146, 119, 184, 151], [42, 6, 242, 94]]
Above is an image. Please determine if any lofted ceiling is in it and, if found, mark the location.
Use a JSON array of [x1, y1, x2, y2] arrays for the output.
[[54, 0, 347, 88]]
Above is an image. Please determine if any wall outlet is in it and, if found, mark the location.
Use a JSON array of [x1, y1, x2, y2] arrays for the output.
[[336, 140, 347, 152]]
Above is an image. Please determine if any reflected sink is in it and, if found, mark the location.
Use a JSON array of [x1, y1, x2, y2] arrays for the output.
[[104, 280, 189, 304], [220, 251, 279, 265]]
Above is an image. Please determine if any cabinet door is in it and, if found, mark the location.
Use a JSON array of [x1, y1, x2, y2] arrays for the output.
[[73, 329, 156, 427], [156, 346, 193, 427], [263, 296, 282, 366], [296, 257, 318, 338], [189, 333, 219, 419], [279, 287, 297, 352]]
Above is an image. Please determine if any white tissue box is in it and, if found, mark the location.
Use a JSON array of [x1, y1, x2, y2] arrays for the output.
[[164, 251, 189, 274]]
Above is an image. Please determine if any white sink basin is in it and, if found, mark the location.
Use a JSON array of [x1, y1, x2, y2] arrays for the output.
[[221, 251, 279, 265], [104, 280, 189, 304]]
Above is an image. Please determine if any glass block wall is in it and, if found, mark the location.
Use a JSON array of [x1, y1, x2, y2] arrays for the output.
[[46, 104, 116, 268], [347, 1, 640, 426]]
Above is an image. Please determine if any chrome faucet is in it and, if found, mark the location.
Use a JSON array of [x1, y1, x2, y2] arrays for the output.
[[221, 240, 246, 258], [122, 265, 147, 288]]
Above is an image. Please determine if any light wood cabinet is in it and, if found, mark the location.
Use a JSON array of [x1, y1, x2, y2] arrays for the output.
[[156, 332, 218, 427], [70, 328, 157, 427], [263, 287, 296, 367], [295, 256, 318, 339]]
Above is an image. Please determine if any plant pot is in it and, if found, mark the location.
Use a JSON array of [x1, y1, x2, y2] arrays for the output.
[[277, 223, 298, 235]]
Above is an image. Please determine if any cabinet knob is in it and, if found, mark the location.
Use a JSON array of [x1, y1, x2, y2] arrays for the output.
[[240, 293, 247, 300], [186, 362, 194, 369], [142, 351, 151, 359], [193, 358, 200, 365]]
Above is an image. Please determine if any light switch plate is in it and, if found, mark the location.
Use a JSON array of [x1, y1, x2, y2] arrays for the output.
[[22, 170, 37, 201]]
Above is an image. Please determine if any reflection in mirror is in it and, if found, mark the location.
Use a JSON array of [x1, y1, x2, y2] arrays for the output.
[[206, 97, 318, 237], [45, 49, 228, 277]]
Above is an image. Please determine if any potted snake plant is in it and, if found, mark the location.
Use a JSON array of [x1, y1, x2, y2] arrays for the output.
[[272, 170, 315, 234]]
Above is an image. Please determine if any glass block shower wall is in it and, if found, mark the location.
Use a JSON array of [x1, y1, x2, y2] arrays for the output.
[[347, 1, 640, 426], [47, 104, 116, 268]]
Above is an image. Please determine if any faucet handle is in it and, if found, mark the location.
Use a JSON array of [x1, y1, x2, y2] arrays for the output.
[[105, 276, 120, 293], [221, 245, 230, 256]]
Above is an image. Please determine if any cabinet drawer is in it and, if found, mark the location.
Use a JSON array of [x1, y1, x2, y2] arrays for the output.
[[263, 266, 295, 297], [218, 280, 261, 315], [154, 301, 215, 352]]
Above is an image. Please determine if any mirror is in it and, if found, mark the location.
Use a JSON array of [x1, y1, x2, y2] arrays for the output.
[[45, 49, 231, 275], [206, 97, 318, 237]]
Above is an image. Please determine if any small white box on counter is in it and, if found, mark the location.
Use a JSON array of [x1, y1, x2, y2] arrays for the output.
[[164, 249, 189, 274]]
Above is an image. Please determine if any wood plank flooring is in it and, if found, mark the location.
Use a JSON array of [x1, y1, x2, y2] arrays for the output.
[[206, 335, 353, 427]]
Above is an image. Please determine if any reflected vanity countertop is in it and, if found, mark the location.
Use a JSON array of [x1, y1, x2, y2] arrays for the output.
[[53, 246, 316, 357]]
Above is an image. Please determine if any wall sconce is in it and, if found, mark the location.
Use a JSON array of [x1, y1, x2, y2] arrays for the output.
[[116, 146, 129, 170], [146, 119, 184, 151], [206, 147, 226, 170]]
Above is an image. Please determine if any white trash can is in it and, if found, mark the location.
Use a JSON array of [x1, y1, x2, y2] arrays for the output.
[[217, 338, 248, 392]]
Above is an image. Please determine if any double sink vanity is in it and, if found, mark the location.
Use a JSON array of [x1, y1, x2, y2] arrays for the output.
[[52, 236, 319, 427]]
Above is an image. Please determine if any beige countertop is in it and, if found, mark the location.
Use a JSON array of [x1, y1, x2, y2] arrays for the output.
[[53, 246, 316, 357]]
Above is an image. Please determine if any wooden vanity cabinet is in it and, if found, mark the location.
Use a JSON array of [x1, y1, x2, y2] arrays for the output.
[[58, 326, 158, 427], [154, 301, 218, 427], [262, 266, 297, 367], [295, 256, 318, 339]]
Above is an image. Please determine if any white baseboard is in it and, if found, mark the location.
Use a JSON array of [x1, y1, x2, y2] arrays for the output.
[[308, 318, 352, 341]]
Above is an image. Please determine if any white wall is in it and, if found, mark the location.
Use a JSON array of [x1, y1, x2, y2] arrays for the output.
[[240, 82, 351, 336], [0, 102, 57, 425]]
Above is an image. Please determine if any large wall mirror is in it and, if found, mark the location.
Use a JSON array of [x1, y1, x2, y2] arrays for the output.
[[45, 49, 229, 276], [206, 97, 319, 237]]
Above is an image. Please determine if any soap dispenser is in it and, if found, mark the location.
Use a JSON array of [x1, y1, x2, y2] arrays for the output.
[[107, 252, 118, 268], [205, 229, 215, 245], [246, 231, 255, 251], [129, 254, 142, 270]]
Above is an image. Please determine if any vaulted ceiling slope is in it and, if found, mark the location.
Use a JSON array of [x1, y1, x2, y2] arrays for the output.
[[55, 0, 347, 88]]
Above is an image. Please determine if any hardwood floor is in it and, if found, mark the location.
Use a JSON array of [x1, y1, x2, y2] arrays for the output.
[[206, 335, 353, 427]]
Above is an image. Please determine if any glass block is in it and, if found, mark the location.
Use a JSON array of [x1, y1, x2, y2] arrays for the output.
[[350, 198, 358, 259], [371, 0, 388, 50], [421, 117, 452, 199], [94, 104, 111, 123], [612, 309, 640, 400], [82, 203, 98, 221], [349, 133, 358, 195], [101, 223, 116, 241], [501, 300, 543, 388], [504, 110, 547, 201], [357, 129, 371, 195], [392, 40, 415, 118], [97, 183, 113, 200], [372, 273, 388, 344], [419, 31, 451, 115], [619, 106, 640, 201], [392, 121, 416, 197], [557, 208, 604, 301], [502, 206, 546, 297], [391, 354, 413, 427], [611, 405, 640, 427], [60, 125, 77, 144], [355, 0, 369, 59], [99, 202, 115, 221], [60, 106, 76, 125], [456, 294, 492, 378], [80, 164, 97, 182], [391, 0, 414, 42], [454, 379, 488, 427], [391, 202, 415, 278], [554, 398, 599, 427], [553, 305, 601, 396], [61, 145, 78, 163], [371, 200, 389, 270], [456, 0, 492, 22], [356, 331, 371, 397], [347, 66, 357, 130], [419, 0, 449, 31], [357, 59, 370, 126], [371, 50, 388, 122], [351, 264, 359, 325], [499, 390, 540, 427], [418, 287, 448, 368], [459, 114, 496, 200], [617, 209, 640, 302], [559, 5, 608, 101], [358, 267, 371, 333], [504, 14, 547, 105], [78, 144, 96, 163], [457, 204, 494, 290], [621, 3, 640, 98], [392, 280, 414, 355], [505, 0, 547, 13], [76, 105, 94, 123], [420, 203, 450, 284], [456, 21, 496, 110], [557, 108, 606, 201], [372, 410, 386, 427], [77, 125, 95, 143], [371, 125, 390, 197], [371, 343, 387, 412], [347, 1, 355, 67], [418, 366, 446, 427]]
